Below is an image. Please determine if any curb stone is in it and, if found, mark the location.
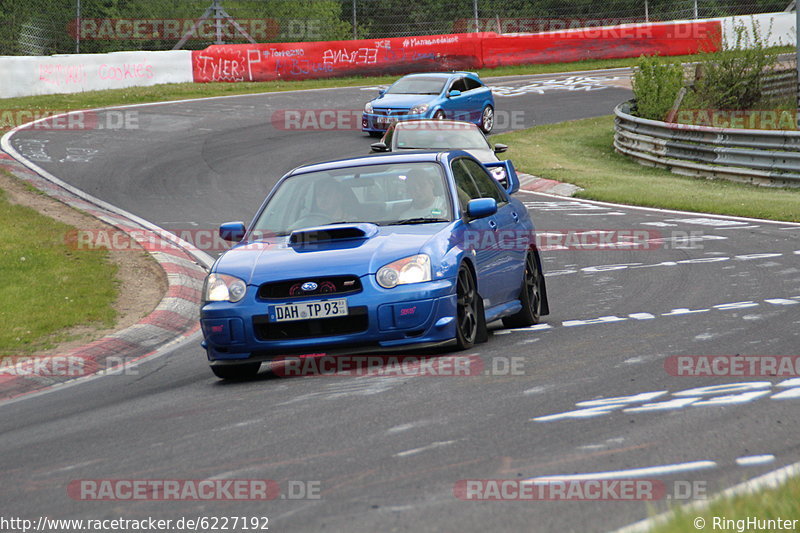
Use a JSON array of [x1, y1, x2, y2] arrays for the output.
[[0, 152, 209, 402], [517, 172, 582, 196]]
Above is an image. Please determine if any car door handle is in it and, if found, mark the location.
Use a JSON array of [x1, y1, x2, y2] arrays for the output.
[[488, 219, 498, 231]]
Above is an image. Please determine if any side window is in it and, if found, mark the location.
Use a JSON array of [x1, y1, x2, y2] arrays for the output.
[[451, 159, 481, 212], [464, 77, 482, 91], [450, 77, 467, 93], [460, 158, 507, 205]]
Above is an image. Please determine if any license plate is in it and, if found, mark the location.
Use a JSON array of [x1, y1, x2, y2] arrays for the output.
[[273, 299, 348, 322], [377, 116, 394, 125]]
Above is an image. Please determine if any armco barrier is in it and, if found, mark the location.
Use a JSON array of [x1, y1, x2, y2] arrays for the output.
[[481, 21, 722, 68], [614, 100, 800, 188], [191, 33, 488, 83], [0, 50, 193, 99]]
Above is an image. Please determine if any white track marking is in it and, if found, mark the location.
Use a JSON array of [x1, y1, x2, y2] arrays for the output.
[[736, 455, 775, 466], [394, 440, 456, 458], [526, 461, 717, 482], [615, 460, 800, 533]]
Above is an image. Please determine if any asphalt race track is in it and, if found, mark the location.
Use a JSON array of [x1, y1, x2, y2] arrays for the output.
[[3, 69, 800, 532]]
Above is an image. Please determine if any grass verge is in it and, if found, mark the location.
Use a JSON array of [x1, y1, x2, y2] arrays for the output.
[[0, 48, 791, 115], [0, 173, 118, 355], [494, 115, 800, 222], [647, 474, 800, 533]]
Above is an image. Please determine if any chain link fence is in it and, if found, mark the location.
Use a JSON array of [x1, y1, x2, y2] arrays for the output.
[[0, 0, 792, 56]]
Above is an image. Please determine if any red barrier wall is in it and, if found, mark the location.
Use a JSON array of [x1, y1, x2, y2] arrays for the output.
[[192, 34, 487, 83], [480, 21, 722, 68], [192, 21, 722, 83]]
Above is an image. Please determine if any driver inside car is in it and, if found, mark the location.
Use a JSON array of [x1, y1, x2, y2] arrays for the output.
[[312, 180, 353, 223], [400, 168, 449, 220]]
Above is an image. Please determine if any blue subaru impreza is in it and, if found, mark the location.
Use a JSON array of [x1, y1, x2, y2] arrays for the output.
[[362, 72, 495, 136], [200, 151, 548, 380]]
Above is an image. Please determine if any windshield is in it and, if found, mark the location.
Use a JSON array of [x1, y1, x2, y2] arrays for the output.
[[386, 76, 447, 95], [394, 124, 489, 150], [252, 162, 453, 236]]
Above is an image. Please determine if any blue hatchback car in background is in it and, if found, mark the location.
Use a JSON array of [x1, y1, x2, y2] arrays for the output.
[[362, 72, 495, 136], [200, 151, 548, 380]]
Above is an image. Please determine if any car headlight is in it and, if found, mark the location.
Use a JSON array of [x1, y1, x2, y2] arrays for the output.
[[376, 254, 431, 289], [364, 102, 373, 113], [409, 103, 430, 115], [204, 273, 247, 303]]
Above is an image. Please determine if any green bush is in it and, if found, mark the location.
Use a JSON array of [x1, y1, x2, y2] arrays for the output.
[[692, 20, 780, 110], [631, 55, 684, 120]]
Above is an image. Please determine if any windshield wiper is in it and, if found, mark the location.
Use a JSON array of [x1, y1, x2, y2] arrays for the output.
[[392, 217, 449, 225]]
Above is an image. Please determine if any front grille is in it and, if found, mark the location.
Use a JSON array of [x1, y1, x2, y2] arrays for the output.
[[373, 109, 410, 117], [258, 276, 362, 300], [253, 306, 368, 340]]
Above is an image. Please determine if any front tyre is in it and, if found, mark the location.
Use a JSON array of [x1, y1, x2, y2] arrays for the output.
[[480, 105, 494, 134], [502, 251, 542, 328], [455, 265, 478, 350], [211, 363, 261, 380], [433, 110, 446, 120]]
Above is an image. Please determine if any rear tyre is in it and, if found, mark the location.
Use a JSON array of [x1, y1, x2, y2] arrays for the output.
[[211, 363, 261, 380], [502, 251, 542, 328], [455, 265, 478, 350], [480, 105, 494, 134]]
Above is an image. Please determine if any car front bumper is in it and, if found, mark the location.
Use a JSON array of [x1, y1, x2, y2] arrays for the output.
[[361, 111, 429, 133], [200, 275, 458, 363]]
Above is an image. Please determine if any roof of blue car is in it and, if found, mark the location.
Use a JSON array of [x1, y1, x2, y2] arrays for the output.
[[288, 151, 468, 176], [400, 71, 479, 79]]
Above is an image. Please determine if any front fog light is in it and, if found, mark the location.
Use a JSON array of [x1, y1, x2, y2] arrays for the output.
[[376, 254, 431, 289], [204, 273, 247, 302]]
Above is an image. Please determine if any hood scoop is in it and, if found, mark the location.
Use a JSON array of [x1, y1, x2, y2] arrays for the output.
[[289, 223, 379, 245]]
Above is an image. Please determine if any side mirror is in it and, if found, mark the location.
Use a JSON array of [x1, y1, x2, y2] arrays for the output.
[[466, 198, 497, 220], [378, 89, 386, 97], [493, 143, 508, 154], [370, 142, 389, 152], [219, 221, 246, 242], [448, 89, 462, 98]]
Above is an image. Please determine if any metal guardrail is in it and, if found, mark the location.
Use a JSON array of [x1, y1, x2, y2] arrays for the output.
[[762, 68, 799, 99], [614, 100, 800, 187]]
